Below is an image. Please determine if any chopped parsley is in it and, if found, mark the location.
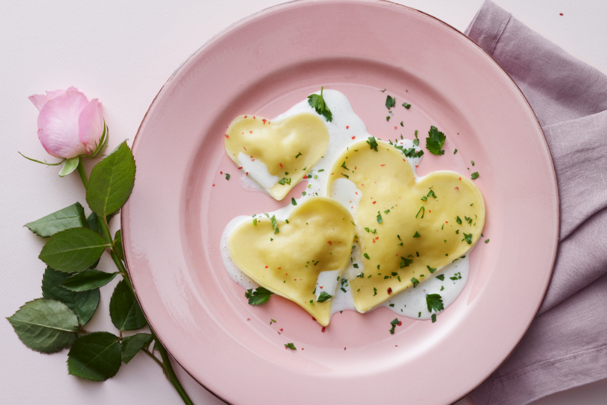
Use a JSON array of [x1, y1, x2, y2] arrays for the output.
[[402, 102, 411, 109], [416, 206, 425, 218], [400, 257, 413, 268], [278, 177, 291, 185], [426, 126, 446, 155], [341, 161, 349, 170], [413, 231, 421, 238], [485, 239, 490, 244], [291, 198, 297, 206], [307, 86, 332, 122], [253, 218, 258, 226], [411, 277, 419, 287], [353, 263, 359, 268], [453, 149, 458, 154], [317, 292, 333, 302], [385, 95, 396, 109], [377, 211, 383, 224], [471, 160, 475, 166], [426, 293, 444, 312], [456, 216, 462, 225], [366, 136, 379, 151], [462, 233, 472, 244], [431, 314, 437, 323], [450, 272, 462, 281], [225, 173, 231, 180], [373, 287, 377, 296], [364, 253, 370, 260], [284, 343, 297, 350], [436, 275, 445, 281], [471, 172, 479, 180], [271, 215, 279, 234], [295, 152, 302, 158], [427, 265, 437, 273], [389, 318, 401, 334], [245, 287, 273, 305], [413, 130, 419, 146], [427, 190, 437, 199]]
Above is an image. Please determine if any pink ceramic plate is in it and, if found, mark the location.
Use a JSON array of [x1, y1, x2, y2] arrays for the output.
[[122, 1, 559, 403]]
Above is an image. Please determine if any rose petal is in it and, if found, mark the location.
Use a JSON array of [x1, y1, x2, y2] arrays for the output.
[[78, 99, 104, 154], [37, 91, 89, 158]]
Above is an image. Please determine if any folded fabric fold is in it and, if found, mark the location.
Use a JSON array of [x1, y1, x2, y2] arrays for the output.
[[465, 1, 607, 404]]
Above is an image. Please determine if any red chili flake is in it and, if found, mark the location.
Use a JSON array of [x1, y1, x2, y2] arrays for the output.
[[220, 171, 223, 174], [241, 132, 244, 134], [559, 12, 563, 16], [373, 201, 376, 204], [262, 118, 267, 124], [372, 239, 376, 244], [312, 317, 316, 321], [319, 286, 323, 289], [351, 136, 355, 140], [445, 221, 448, 224], [387, 287, 392, 295], [280, 328, 283, 331], [321, 327, 326, 333], [344, 347, 347, 351], [246, 172, 249, 176], [224, 134, 229, 138], [302, 348, 304, 350], [243, 147, 247, 151], [265, 266, 268, 268], [395, 345, 398, 347], [253, 116, 256, 119], [278, 267, 281, 269], [346, 126, 350, 129], [455, 187, 459, 190], [380, 164, 385, 166], [361, 184, 364, 186], [238, 166, 243, 169], [355, 166, 357, 169], [331, 173, 334, 175], [398, 321, 402, 326], [415, 165, 419, 168], [247, 318, 250, 321], [212, 184, 215, 187], [327, 241, 332, 245], [244, 115, 248, 118], [459, 177, 462, 180], [429, 210, 431, 213], [279, 163, 283, 168], [249, 131, 252, 134]]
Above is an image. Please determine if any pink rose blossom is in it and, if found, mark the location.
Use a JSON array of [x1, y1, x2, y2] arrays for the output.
[[29, 87, 104, 159]]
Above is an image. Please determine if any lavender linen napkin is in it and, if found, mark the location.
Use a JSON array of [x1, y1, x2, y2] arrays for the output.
[[465, 2, 607, 404]]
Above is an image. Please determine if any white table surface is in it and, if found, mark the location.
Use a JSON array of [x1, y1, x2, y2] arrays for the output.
[[2, 0, 606, 403]]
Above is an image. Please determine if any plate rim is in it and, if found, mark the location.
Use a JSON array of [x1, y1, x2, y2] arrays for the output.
[[122, 0, 560, 403]]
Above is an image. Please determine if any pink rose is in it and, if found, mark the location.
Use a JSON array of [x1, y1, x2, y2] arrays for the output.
[[29, 86, 105, 159]]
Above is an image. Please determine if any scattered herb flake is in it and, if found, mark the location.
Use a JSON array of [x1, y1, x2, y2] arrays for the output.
[[389, 318, 401, 334], [471, 172, 479, 180], [307, 86, 333, 122], [402, 102, 411, 109], [426, 126, 446, 155], [225, 173, 231, 180], [317, 292, 333, 303], [413, 231, 421, 238], [462, 233, 472, 244], [366, 136, 379, 151], [385, 95, 396, 109], [411, 277, 419, 287], [291, 198, 297, 206], [364, 253, 370, 260], [377, 211, 383, 224], [271, 215, 279, 234], [245, 287, 274, 305], [427, 265, 437, 274], [436, 275, 445, 281], [285, 343, 297, 350], [426, 293, 444, 312]]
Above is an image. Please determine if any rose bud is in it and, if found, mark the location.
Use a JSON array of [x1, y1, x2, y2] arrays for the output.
[[29, 86, 107, 160]]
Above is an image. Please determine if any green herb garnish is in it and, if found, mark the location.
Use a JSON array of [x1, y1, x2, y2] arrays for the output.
[[426, 125, 446, 155], [307, 86, 333, 122]]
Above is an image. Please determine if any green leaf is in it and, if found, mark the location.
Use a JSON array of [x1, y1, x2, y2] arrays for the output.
[[121, 333, 153, 364], [244, 287, 273, 305], [317, 292, 332, 303], [42, 267, 99, 325], [7, 298, 79, 353], [425, 126, 446, 155], [426, 293, 444, 313], [25, 202, 88, 237], [113, 230, 124, 261], [39, 228, 108, 273], [284, 343, 297, 350], [471, 172, 479, 180], [366, 136, 378, 151], [86, 141, 136, 218], [110, 280, 147, 331], [59, 157, 79, 177], [61, 269, 119, 292], [67, 332, 121, 381], [307, 87, 333, 122], [87, 212, 101, 234], [385, 95, 396, 109]]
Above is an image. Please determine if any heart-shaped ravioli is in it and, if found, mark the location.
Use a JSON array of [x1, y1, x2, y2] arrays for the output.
[[327, 140, 485, 313], [228, 197, 355, 326], [225, 113, 329, 201]]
